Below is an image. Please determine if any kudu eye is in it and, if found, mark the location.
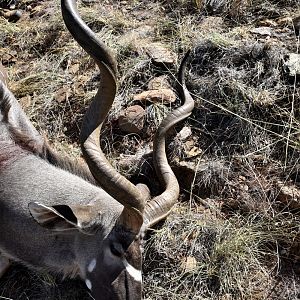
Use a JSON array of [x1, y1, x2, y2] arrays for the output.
[[110, 243, 123, 258]]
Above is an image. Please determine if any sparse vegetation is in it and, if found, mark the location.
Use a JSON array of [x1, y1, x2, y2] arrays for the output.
[[144, 206, 300, 299], [1, 0, 300, 299]]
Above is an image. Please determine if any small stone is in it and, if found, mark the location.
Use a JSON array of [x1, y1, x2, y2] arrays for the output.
[[180, 256, 198, 273], [118, 105, 145, 134], [176, 126, 192, 141], [250, 27, 272, 36], [133, 89, 176, 104], [238, 175, 246, 182], [0, 9, 22, 22], [240, 184, 249, 192]]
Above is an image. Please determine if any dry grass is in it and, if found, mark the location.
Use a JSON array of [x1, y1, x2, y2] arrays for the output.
[[144, 205, 300, 300]]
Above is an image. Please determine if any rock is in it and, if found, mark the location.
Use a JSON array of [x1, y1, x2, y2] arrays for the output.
[[180, 256, 198, 273], [173, 128, 201, 159], [133, 89, 176, 104], [173, 160, 197, 190], [284, 53, 300, 76], [277, 181, 300, 209], [148, 75, 171, 90], [250, 27, 273, 36], [144, 43, 176, 66], [118, 105, 145, 134], [0, 9, 22, 22], [176, 126, 192, 141]]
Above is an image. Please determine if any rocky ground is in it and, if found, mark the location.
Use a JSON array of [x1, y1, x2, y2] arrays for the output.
[[0, 0, 300, 299]]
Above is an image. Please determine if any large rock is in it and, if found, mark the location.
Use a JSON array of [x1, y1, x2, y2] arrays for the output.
[[276, 181, 300, 209], [133, 88, 176, 104], [118, 105, 145, 134], [144, 42, 176, 66]]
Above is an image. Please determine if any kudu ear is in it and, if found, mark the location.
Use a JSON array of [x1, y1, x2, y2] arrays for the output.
[[117, 207, 144, 236], [28, 202, 98, 234]]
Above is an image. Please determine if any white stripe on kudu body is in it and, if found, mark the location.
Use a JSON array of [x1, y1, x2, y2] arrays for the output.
[[85, 279, 92, 290]]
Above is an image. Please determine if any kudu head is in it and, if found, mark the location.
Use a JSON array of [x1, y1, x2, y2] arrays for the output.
[[7, 0, 194, 299]]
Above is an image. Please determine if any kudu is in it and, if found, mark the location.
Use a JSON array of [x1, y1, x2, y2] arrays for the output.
[[0, 0, 194, 299]]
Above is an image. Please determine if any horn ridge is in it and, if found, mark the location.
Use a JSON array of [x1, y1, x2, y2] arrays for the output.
[[61, 0, 117, 74], [61, 0, 145, 214], [144, 51, 195, 227]]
